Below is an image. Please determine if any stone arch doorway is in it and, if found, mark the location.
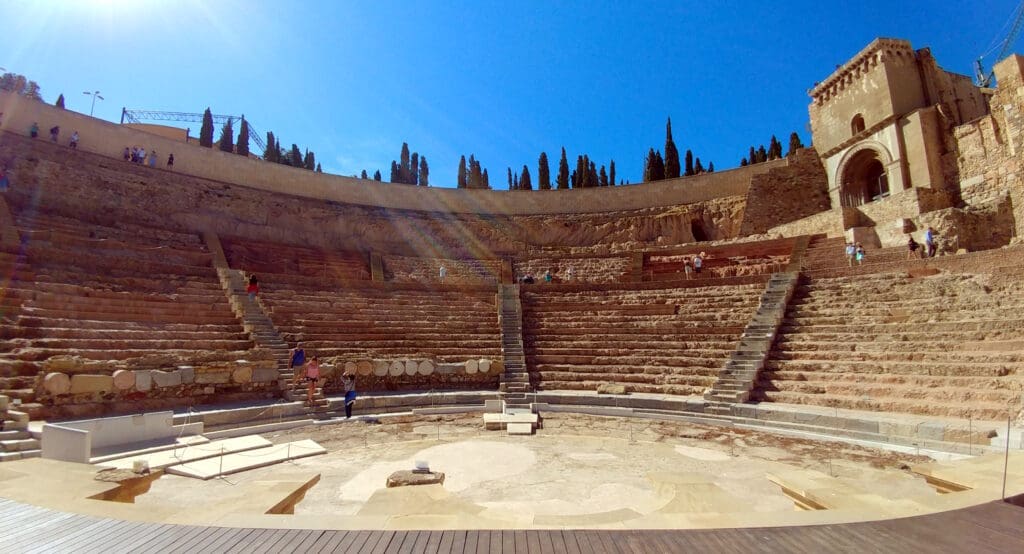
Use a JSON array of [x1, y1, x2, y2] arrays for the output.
[[690, 219, 710, 241], [840, 148, 890, 207]]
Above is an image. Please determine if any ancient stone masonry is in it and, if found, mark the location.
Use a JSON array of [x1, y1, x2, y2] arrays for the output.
[[737, 148, 830, 236]]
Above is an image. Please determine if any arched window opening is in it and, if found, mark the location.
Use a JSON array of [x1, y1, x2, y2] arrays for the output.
[[840, 149, 889, 207], [851, 114, 866, 135]]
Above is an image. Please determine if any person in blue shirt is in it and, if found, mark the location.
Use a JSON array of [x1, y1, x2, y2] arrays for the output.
[[289, 343, 306, 385]]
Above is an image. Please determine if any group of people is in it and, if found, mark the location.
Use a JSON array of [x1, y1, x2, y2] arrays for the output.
[[844, 242, 867, 265], [518, 266, 575, 284], [288, 343, 358, 418], [28, 122, 78, 149], [907, 226, 939, 259], [681, 253, 705, 279], [124, 146, 173, 168]]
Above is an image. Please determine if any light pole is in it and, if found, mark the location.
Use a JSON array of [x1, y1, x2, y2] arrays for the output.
[[82, 90, 104, 116]]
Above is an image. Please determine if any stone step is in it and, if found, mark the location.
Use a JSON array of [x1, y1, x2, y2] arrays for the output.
[[0, 437, 40, 452]]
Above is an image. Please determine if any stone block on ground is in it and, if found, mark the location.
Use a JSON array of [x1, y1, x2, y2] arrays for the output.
[[597, 383, 628, 395], [196, 370, 231, 385], [151, 370, 182, 388], [252, 367, 279, 383], [69, 374, 114, 395], [134, 370, 152, 392], [179, 366, 196, 384], [43, 372, 71, 395], [386, 470, 445, 488]]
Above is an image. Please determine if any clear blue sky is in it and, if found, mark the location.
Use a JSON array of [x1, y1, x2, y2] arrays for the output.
[[2, 0, 1021, 188]]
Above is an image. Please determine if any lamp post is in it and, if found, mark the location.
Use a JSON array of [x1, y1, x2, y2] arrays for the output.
[[82, 90, 104, 116]]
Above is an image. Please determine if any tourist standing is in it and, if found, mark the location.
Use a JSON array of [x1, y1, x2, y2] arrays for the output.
[[565, 266, 574, 282], [148, 150, 157, 168], [855, 243, 865, 265], [925, 226, 937, 258], [693, 253, 703, 275], [167, 153, 174, 168], [138, 147, 146, 164], [49, 125, 59, 142], [439, 265, 447, 282], [305, 356, 321, 404], [544, 269, 552, 283], [342, 373, 357, 419], [29, 122, 39, 138], [683, 257, 693, 279], [845, 242, 856, 266], [246, 274, 259, 300], [69, 131, 79, 149]]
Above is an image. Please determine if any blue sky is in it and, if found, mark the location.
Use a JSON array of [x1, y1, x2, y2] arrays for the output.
[[2, 0, 1021, 188]]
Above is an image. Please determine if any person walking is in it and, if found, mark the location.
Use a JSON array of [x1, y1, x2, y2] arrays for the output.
[[439, 265, 447, 282], [845, 242, 856, 267], [49, 125, 59, 142], [855, 243, 866, 265], [342, 373, 357, 419], [693, 253, 703, 275], [683, 257, 693, 279], [123, 147, 131, 161], [565, 266, 574, 282], [305, 356, 321, 404], [907, 236, 920, 260], [69, 131, 79, 149], [289, 343, 306, 386], [167, 153, 174, 168], [148, 150, 157, 168], [29, 122, 39, 138], [246, 274, 259, 300]]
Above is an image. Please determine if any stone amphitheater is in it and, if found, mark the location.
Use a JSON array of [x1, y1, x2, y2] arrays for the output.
[[0, 39, 1022, 552]]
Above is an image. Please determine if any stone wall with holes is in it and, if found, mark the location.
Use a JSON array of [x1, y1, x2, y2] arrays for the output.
[[35, 361, 279, 419], [317, 358, 502, 394]]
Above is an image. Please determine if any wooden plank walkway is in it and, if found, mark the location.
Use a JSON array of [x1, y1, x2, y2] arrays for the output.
[[0, 497, 1021, 553]]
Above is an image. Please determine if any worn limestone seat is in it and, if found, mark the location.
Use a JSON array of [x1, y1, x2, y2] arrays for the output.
[[756, 272, 1024, 421], [222, 236, 370, 283], [523, 282, 764, 395], [383, 254, 501, 285]]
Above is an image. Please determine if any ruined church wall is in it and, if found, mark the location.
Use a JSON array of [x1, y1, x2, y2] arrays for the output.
[[0, 91, 780, 216], [947, 55, 1024, 238], [736, 148, 831, 236]]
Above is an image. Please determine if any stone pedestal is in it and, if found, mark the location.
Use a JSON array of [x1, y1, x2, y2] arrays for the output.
[[386, 470, 445, 488]]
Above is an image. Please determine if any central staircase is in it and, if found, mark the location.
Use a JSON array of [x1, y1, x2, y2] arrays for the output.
[[498, 284, 531, 409], [704, 272, 799, 415]]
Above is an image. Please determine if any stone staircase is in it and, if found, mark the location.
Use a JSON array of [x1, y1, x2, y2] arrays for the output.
[[704, 272, 800, 415], [0, 394, 38, 462], [202, 233, 324, 412], [498, 284, 531, 408]]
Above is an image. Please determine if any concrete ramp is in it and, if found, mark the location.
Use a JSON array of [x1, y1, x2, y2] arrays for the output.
[[166, 439, 326, 480]]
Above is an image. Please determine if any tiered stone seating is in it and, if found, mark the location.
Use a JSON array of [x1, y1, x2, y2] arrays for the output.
[[512, 255, 632, 283], [382, 255, 500, 285], [260, 283, 502, 362], [522, 282, 765, 395], [0, 212, 255, 405], [756, 272, 1024, 421], [801, 235, 909, 275], [643, 237, 795, 281], [222, 237, 370, 284]]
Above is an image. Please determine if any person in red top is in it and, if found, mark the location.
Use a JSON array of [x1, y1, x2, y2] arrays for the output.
[[246, 274, 259, 300]]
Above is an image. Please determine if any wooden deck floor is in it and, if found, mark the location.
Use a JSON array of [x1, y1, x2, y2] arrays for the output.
[[0, 497, 1022, 553]]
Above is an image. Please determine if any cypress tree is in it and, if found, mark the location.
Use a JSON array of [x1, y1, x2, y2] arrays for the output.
[[768, 135, 781, 160], [276, 139, 287, 165], [218, 120, 234, 153], [361, 170, 368, 179], [55, 94, 65, 108], [757, 145, 767, 163], [264, 132, 276, 161], [399, 143, 411, 183], [538, 152, 551, 190], [236, 117, 250, 157], [643, 148, 654, 182], [786, 131, 805, 157], [684, 149, 694, 176], [570, 170, 577, 189], [599, 165, 608, 187], [556, 147, 570, 189], [303, 150, 316, 170], [513, 172, 519, 190], [694, 157, 704, 174], [373, 170, 382, 181], [468, 155, 481, 189], [483, 168, 490, 189], [664, 117, 681, 179], [708, 161, 715, 172], [290, 144, 302, 167], [419, 157, 429, 186], [316, 163, 322, 173], [390, 161, 399, 183], [741, 158, 748, 166], [651, 150, 665, 181], [748, 146, 757, 165], [410, 153, 419, 185], [199, 108, 215, 147], [574, 155, 586, 188], [457, 156, 467, 188], [521, 165, 532, 190], [609, 160, 616, 188], [587, 160, 597, 188], [507, 167, 514, 190]]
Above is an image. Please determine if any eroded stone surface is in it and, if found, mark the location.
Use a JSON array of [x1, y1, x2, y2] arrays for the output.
[[386, 470, 446, 488]]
